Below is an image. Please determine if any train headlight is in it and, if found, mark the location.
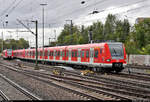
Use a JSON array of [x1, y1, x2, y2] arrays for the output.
[[106, 59, 111, 62]]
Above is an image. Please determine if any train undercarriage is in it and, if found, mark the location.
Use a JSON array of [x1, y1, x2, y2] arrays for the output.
[[15, 58, 124, 73]]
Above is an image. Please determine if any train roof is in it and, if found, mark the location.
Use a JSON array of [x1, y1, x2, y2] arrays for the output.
[[13, 42, 123, 52]]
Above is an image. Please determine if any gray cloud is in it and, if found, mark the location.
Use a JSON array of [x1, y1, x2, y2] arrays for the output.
[[0, 0, 149, 47]]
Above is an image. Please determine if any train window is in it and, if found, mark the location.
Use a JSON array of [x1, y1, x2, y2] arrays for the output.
[[100, 48, 102, 54], [94, 50, 98, 58], [72, 51, 74, 57], [81, 51, 84, 58], [58, 51, 60, 56], [55, 51, 57, 57], [75, 50, 77, 57], [86, 50, 89, 58], [78, 50, 80, 57]]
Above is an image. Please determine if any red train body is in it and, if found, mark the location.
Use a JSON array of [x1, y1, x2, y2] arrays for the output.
[[2, 49, 13, 59], [12, 42, 127, 73]]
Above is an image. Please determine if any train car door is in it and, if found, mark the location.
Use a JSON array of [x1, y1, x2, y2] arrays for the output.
[[68, 49, 71, 62], [90, 48, 94, 65], [77, 48, 81, 64], [94, 48, 100, 63], [81, 49, 85, 62], [62, 50, 65, 60], [65, 50, 69, 61], [55, 50, 60, 60]]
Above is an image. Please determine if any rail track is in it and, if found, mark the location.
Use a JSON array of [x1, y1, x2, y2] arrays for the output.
[[0, 90, 10, 101], [127, 64, 150, 70], [0, 62, 127, 100], [0, 73, 42, 100], [1, 59, 150, 100]]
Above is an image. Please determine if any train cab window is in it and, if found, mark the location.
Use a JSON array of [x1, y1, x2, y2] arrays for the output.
[[100, 48, 102, 54], [86, 50, 89, 58], [94, 50, 98, 58], [81, 51, 84, 58]]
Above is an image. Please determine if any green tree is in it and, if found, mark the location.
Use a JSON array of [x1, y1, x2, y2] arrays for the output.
[[104, 14, 116, 40]]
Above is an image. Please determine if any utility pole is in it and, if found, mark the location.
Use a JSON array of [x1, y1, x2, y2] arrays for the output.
[[40, 3, 47, 64], [17, 19, 39, 69], [54, 29, 56, 41], [49, 38, 50, 46], [35, 20, 38, 69], [88, 27, 93, 44], [16, 24, 19, 49], [1, 23, 5, 52], [1, 31, 3, 52], [1, 15, 8, 52], [66, 20, 73, 44]]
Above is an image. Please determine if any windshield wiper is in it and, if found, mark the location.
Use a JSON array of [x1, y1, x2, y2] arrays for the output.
[[113, 48, 117, 56]]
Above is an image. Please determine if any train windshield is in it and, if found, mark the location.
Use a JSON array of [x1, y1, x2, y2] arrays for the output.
[[108, 44, 124, 59], [7, 49, 12, 56]]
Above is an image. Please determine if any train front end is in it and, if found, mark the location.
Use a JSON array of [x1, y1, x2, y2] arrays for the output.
[[104, 42, 127, 73], [6, 49, 13, 59]]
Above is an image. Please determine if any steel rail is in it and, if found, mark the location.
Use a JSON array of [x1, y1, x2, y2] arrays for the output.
[[0, 90, 10, 100], [0, 74, 42, 100]]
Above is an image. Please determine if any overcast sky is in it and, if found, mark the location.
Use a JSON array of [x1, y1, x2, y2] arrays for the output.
[[0, 0, 149, 47]]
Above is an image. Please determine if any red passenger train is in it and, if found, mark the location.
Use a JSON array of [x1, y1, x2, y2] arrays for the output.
[[2, 49, 13, 59], [12, 42, 127, 73]]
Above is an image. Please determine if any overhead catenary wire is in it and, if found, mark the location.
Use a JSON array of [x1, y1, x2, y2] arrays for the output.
[[0, 0, 17, 17], [0, 0, 24, 22]]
